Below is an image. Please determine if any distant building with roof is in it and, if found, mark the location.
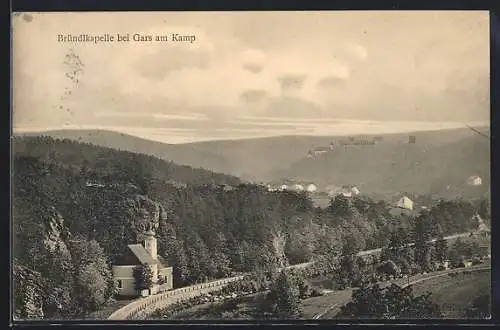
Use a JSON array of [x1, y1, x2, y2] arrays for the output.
[[307, 145, 333, 158], [396, 196, 414, 210], [306, 183, 318, 193], [327, 185, 361, 198], [291, 184, 304, 191], [112, 230, 173, 297], [466, 175, 482, 186]]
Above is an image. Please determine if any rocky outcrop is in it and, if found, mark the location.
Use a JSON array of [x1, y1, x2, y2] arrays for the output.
[[129, 195, 167, 238], [271, 229, 288, 268], [42, 206, 71, 258], [13, 262, 45, 320], [14, 206, 74, 319]]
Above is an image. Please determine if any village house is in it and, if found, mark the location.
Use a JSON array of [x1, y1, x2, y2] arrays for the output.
[[351, 186, 361, 196], [221, 184, 234, 192], [461, 260, 473, 268], [327, 185, 361, 198], [85, 181, 105, 188], [165, 179, 188, 189], [396, 196, 414, 210], [307, 146, 330, 158], [466, 175, 482, 186], [341, 185, 360, 197], [266, 184, 278, 192], [435, 260, 450, 270], [473, 214, 489, 232], [306, 183, 318, 193], [279, 184, 288, 191], [112, 230, 173, 297]]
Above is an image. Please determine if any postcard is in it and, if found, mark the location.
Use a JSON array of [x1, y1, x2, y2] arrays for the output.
[[11, 11, 491, 321]]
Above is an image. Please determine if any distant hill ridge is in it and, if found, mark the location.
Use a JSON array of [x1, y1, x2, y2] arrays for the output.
[[14, 126, 490, 198], [12, 135, 242, 187]]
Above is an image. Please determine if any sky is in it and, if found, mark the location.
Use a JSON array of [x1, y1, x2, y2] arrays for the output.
[[12, 11, 490, 144]]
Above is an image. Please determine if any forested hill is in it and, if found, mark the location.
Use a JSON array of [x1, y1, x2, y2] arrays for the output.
[[18, 127, 490, 192], [16, 129, 238, 179], [12, 136, 242, 188], [278, 133, 490, 198], [12, 136, 489, 320]]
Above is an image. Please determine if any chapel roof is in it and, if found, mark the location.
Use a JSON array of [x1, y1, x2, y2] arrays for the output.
[[127, 244, 157, 265]]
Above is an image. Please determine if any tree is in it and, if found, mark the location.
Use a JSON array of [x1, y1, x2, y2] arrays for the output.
[[70, 239, 116, 314], [434, 233, 448, 263], [340, 284, 387, 317], [376, 260, 400, 278], [269, 271, 301, 319], [337, 252, 361, 288], [328, 194, 352, 218], [133, 264, 154, 291], [162, 237, 190, 287], [448, 238, 465, 266], [477, 199, 491, 221], [382, 229, 410, 266], [75, 263, 109, 312], [339, 283, 442, 319], [414, 217, 432, 271], [211, 232, 232, 278]]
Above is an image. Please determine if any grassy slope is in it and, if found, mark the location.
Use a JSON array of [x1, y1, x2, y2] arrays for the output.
[[312, 265, 491, 319], [411, 270, 491, 318]]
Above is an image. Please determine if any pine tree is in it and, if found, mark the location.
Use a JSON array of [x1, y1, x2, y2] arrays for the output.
[[271, 271, 301, 319], [70, 239, 116, 315], [434, 233, 448, 263], [414, 217, 432, 271], [328, 194, 352, 218]]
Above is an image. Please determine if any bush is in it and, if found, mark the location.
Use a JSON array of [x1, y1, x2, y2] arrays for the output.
[[309, 286, 324, 297], [220, 311, 238, 319]]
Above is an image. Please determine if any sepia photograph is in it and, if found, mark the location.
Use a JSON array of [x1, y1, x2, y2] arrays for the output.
[[11, 11, 491, 321]]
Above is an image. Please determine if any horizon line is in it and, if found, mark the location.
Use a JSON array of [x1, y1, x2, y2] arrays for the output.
[[12, 122, 490, 145]]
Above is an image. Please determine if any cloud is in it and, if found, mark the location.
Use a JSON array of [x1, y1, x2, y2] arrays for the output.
[[94, 111, 208, 121], [239, 89, 269, 103], [240, 48, 266, 74], [264, 96, 324, 118], [136, 47, 211, 80], [278, 74, 307, 91], [12, 12, 490, 143], [240, 48, 265, 63], [344, 42, 369, 61], [316, 75, 347, 89], [242, 63, 263, 74]]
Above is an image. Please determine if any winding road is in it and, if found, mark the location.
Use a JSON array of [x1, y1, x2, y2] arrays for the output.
[[108, 230, 487, 320]]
